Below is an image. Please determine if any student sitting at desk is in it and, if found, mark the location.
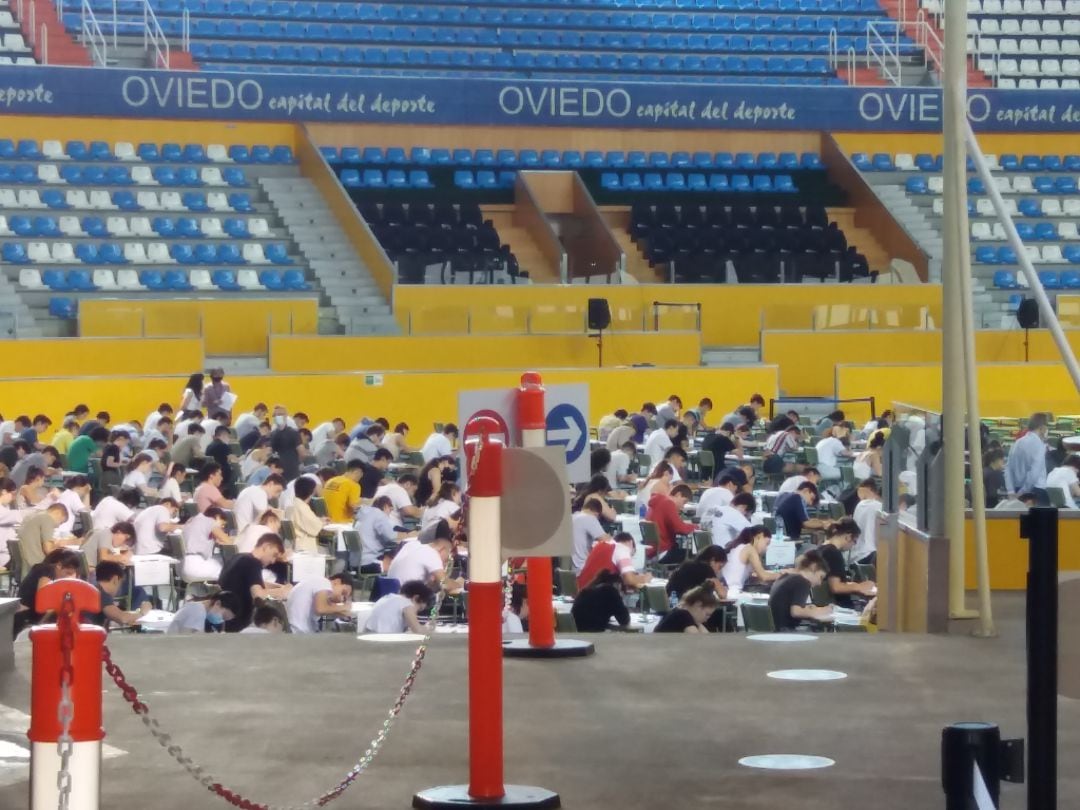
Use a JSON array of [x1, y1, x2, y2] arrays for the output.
[[721, 525, 785, 592], [773, 482, 830, 539], [778, 467, 822, 494], [570, 569, 631, 632], [666, 546, 728, 600], [85, 560, 147, 628], [710, 492, 756, 547], [167, 591, 241, 634], [818, 518, 877, 609], [655, 582, 722, 634], [768, 550, 833, 631], [645, 483, 696, 565], [577, 531, 652, 591], [365, 580, 434, 634]]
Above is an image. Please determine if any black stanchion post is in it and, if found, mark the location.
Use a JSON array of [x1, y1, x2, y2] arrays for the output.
[[941, 722, 1002, 809], [1020, 506, 1058, 810]]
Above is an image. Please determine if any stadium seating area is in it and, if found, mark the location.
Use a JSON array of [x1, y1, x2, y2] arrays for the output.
[[0, 2, 35, 65], [920, 0, 1080, 88], [630, 200, 871, 283], [0, 138, 316, 323], [61, 0, 905, 83]]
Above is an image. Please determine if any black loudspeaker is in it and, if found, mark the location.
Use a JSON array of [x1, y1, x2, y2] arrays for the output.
[[588, 298, 611, 331], [1017, 298, 1039, 329]]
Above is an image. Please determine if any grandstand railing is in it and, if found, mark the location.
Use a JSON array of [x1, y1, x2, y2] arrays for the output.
[[143, 0, 169, 68], [79, 0, 107, 67], [866, 20, 903, 86], [914, 11, 944, 77], [846, 45, 857, 85], [181, 6, 189, 52]]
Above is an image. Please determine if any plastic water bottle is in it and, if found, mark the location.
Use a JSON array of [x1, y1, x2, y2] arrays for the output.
[[669, 592, 679, 610], [775, 521, 786, 543]]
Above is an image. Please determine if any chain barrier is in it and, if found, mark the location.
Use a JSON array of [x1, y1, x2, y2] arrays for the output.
[[56, 594, 76, 810]]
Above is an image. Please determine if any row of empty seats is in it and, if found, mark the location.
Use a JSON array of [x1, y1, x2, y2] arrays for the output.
[[905, 175, 1080, 195], [1, 241, 292, 265], [971, 220, 1080, 241], [965, 18, 1080, 34], [928, 0, 1080, 14], [858, 153, 1080, 172], [0, 215, 272, 239], [0, 164, 248, 187], [22, 268, 310, 292], [324, 146, 824, 170], [340, 169, 433, 189], [0, 189, 256, 212], [993, 270, 1080, 288], [991, 77, 1079, 89], [975, 244, 1080, 264], [0, 139, 294, 164], [981, 59, 1080, 79], [601, 172, 797, 192], [930, 196, 1080, 218]]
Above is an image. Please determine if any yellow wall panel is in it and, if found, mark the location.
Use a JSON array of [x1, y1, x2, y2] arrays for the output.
[[0, 366, 777, 436], [269, 332, 700, 372], [394, 284, 941, 347], [0, 339, 203, 378], [2, 116, 298, 149], [80, 299, 318, 355], [964, 515, 1080, 590], [832, 132, 1080, 157]]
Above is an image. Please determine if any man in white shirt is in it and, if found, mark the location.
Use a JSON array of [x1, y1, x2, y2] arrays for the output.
[[779, 467, 822, 494], [374, 474, 421, 525], [711, 492, 756, 547], [234, 403, 269, 439], [695, 471, 739, 525], [851, 478, 884, 563], [605, 440, 637, 485], [388, 534, 458, 589], [365, 580, 433, 634], [53, 476, 92, 536], [199, 413, 227, 452], [92, 489, 140, 530], [278, 472, 322, 513], [144, 403, 173, 434], [420, 424, 458, 463], [181, 506, 230, 582], [1005, 413, 1050, 501], [644, 419, 679, 468], [285, 573, 353, 634], [132, 498, 179, 555], [570, 500, 610, 572], [815, 424, 851, 481], [310, 418, 346, 455], [1046, 455, 1080, 508], [233, 475, 285, 533]]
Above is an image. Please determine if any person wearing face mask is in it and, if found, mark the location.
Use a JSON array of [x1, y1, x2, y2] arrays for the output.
[[1005, 412, 1052, 505], [167, 591, 242, 634], [654, 582, 722, 633], [201, 368, 234, 419], [269, 404, 303, 481]]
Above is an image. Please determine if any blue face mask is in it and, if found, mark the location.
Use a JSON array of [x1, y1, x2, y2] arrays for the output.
[[206, 611, 225, 627]]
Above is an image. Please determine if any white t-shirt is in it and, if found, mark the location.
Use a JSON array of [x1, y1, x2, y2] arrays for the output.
[[365, 593, 414, 634], [571, 512, 607, 572], [122, 469, 149, 491], [1047, 465, 1079, 508], [234, 411, 261, 438], [711, 505, 750, 547], [643, 430, 673, 467], [421, 499, 459, 528], [286, 576, 333, 634], [198, 419, 221, 452], [852, 498, 884, 559], [133, 504, 173, 554], [815, 437, 845, 470], [279, 474, 319, 513], [182, 513, 218, 559], [605, 449, 632, 483], [145, 410, 169, 433], [160, 478, 183, 503], [235, 524, 272, 554], [234, 485, 270, 533], [420, 433, 453, 462], [695, 486, 734, 523], [55, 489, 86, 534], [778, 475, 807, 494], [166, 602, 207, 634], [387, 539, 443, 585], [92, 496, 134, 529], [503, 611, 524, 634], [375, 482, 414, 526], [310, 421, 337, 453], [239, 626, 271, 634]]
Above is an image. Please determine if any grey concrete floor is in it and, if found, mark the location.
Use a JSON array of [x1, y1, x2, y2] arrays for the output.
[[0, 592, 1075, 810]]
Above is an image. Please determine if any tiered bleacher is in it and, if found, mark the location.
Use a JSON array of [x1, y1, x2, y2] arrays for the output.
[[0, 138, 313, 321], [922, 0, 1080, 88], [0, 1, 35, 65], [62, 0, 904, 84]]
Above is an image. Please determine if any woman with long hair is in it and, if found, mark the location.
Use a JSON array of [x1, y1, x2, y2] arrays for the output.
[[853, 429, 887, 480], [572, 474, 620, 521], [415, 455, 453, 507], [655, 582, 722, 633], [721, 525, 785, 591], [179, 372, 205, 414]]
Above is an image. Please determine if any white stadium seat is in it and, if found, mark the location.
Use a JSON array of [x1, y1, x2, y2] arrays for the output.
[[1020, 58, 1041, 76], [42, 140, 66, 160], [1064, 39, 1080, 56], [93, 269, 119, 289], [207, 192, 230, 212], [1012, 175, 1035, 194], [1017, 79, 1039, 89], [980, 19, 1000, 34], [130, 216, 154, 237], [977, 198, 995, 216], [27, 242, 52, 263], [65, 189, 89, 208], [236, 269, 261, 289], [993, 176, 1012, 193], [1000, 20, 1020, 36], [1005, 0, 1025, 11], [160, 192, 184, 211], [997, 78, 1018, 89], [0, 215, 11, 235], [1045, 0, 1065, 11], [131, 166, 156, 185], [190, 269, 215, 290], [929, 176, 945, 194], [1019, 38, 1041, 54], [1063, 59, 1080, 76], [984, 0, 1003, 12], [249, 218, 270, 237], [106, 216, 131, 237], [1063, 199, 1080, 216], [1, 33, 28, 52], [242, 243, 269, 264], [1024, 245, 1042, 264], [136, 191, 162, 210], [89, 190, 116, 210], [1059, 222, 1079, 240], [200, 218, 224, 237], [19, 268, 44, 289], [1063, 78, 1080, 88], [1040, 79, 1060, 89], [895, 153, 915, 171], [52, 242, 76, 263], [992, 223, 1008, 240], [58, 216, 82, 236], [1042, 59, 1063, 76], [206, 144, 229, 162], [1041, 199, 1063, 216], [200, 167, 226, 186], [123, 242, 149, 263], [146, 242, 172, 263], [0, 190, 15, 207], [932, 198, 944, 215], [114, 142, 136, 161], [1041, 245, 1065, 263], [116, 269, 142, 290], [972, 222, 993, 240], [16, 189, 44, 209]]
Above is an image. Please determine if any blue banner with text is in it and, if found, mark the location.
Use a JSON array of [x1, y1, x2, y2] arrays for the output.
[[0, 66, 1075, 132]]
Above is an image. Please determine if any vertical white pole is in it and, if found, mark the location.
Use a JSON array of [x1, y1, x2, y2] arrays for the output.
[[943, 0, 972, 619]]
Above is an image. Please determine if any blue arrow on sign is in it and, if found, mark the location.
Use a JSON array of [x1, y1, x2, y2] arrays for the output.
[[545, 403, 588, 464]]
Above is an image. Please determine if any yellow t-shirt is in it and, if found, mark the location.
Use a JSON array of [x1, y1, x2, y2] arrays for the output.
[[51, 428, 75, 455], [322, 475, 361, 524]]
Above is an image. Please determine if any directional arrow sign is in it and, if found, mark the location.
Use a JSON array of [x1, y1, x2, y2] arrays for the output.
[[545, 392, 589, 483]]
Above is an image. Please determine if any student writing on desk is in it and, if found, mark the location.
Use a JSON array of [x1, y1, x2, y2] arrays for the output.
[[818, 519, 877, 609], [768, 550, 833, 631], [655, 582, 723, 634]]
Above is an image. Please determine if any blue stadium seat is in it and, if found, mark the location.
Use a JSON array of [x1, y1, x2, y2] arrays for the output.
[[1064, 155, 1080, 172], [183, 144, 208, 163], [757, 152, 777, 170], [1056, 177, 1078, 194], [283, 269, 310, 290], [9, 216, 34, 236], [165, 270, 194, 291], [176, 218, 201, 239], [714, 152, 734, 170], [563, 151, 583, 168], [17, 140, 42, 159], [902, 175, 927, 194], [622, 172, 642, 191], [410, 147, 432, 165], [913, 153, 936, 172], [48, 297, 76, 319], [1064, 245, 1080, 264], [153, 217, 176, 237], [218, 244, 244, 264], [177, 167, 202, 186], [601, 172, 620, 190], [474, 150, 496, 167], [997, 246, 1017, 264], [1035, 222, 1058, 241], [183, 192, 209, 212], [1020, 155, 1043, 172], [1018, 199, 1042, 218], [139, 270, 167, 290], [228, 145, 252, 163], [67, 270, 95, 291], [362, 147, 384, 164], [541, 150, 562, 168], [362, 169, 385, 188], [1, 243, 28, 262], [775, 175, 796, 193], [999, 154, 1019, 171], [223, 168, 247, 187], [665, 172, 685, 190], [1061, 271, 1080, 289], [975, 246, 999, 264], [41, 190, 69, 210], [340, 147, 361, 164], [224, 218, 250, 239], [114, 192, 140, 211], [408, 170, 432, 189], [625, 151, 646, 169], [340, 169, 361, 188], [154, 167, 178, 186], [212, 269, 241, 292], [161, 143, 182, 162], [606, 151, 626, 169], [319, 146, 339, 164], [476, 171, 498, 189], [498, 171, 516, 189], [731, 174, 751, 192], [801, 153, 824, 170], [992, 270, 1018, 289], [1034, 177, 1055, 195], [35, 217, 60, 237], [687, 173, 707, 191], [851, 152, 872, 171], [251, 145, 274, 163], [519, 150, 540, 168], [259, 270, 285, 290], [709, 174, 730, 191], [171, 244, 196, 264], [387, 169, 408, 188], [81, 218, 107, 238], [1015, 223, 1035, 241], [228, 193, 253, 212], [265, 244, 292, 264], [42, 270, 69, 290], [1043, 155, 1063, 172], [871, 153, 894, 171], [74, 243, 99, 263], [1038, 271, 1061, 290], [452, 149, 473, 165], [752, 175, 773, 192], [967, 178, 985, 195], [692, 152, 713, 169]]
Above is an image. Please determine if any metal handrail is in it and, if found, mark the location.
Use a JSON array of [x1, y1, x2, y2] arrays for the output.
[[40, 22, 47, 63], [916, 13, 945, 76], [80, 0, 107, 66], [847, 45, 857, 86], [144, 0, 169, 68], [181, 7, 190, 51], [827, 28, 838, 71], [866, 20, 902, 86], [29, 1, 34, 44]]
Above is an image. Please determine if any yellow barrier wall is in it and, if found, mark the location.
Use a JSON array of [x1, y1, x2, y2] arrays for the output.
[[269, 332, 701, 372], [1, 116, 299, 149], [80, 299, 318, 356], [1060, 295, 1080, 328], [0, 366, 777, 434], [965, 514, 1080, 590], [0, 339, 203, 378], [835, 362, 1080, 423], [832, 132, 1080, 157], [762, 329, 1080, 397], [394, 284, 941, 347]]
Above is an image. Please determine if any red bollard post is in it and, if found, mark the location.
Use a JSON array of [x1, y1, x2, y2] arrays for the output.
[[503, 372, 594, 660], [29, 579, 105, 810], [413, 417, 560, 810]]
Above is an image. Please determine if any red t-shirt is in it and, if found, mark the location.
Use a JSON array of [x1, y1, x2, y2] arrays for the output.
[[645, 492, 696, 554], [577, 539, 634, 589]]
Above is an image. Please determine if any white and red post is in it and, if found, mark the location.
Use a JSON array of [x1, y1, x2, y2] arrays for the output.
[[29, 579, 106, 810], [516, 372, 556, 650]]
